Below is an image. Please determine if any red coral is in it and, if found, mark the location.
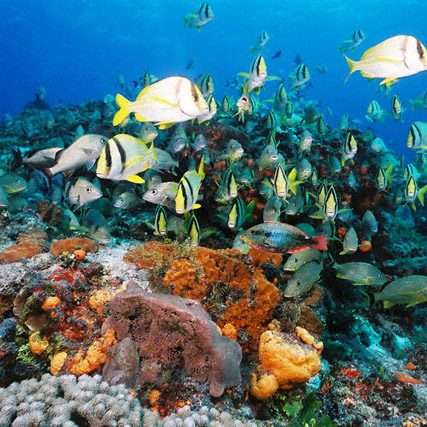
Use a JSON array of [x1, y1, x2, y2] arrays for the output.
[[0, 228, 47, 263]]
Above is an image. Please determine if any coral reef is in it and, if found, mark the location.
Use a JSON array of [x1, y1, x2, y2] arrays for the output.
[[0, 228, 47, 263], [102, 288, 242, 397], [50, 237, 98, 257], [0, 374, 144, 426], [124, 243, 282, 350]]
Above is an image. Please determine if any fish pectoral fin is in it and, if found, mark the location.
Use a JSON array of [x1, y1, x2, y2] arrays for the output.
[[266, 75, 282, 81], [383, 300, 395, 309], [192, 203, 202, 209], [126, 175, 145, 184], [380, 77, 399, 86], [237, 72, 252, 78]]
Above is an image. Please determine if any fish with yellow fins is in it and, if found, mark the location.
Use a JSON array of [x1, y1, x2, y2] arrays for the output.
[[175, 157, 205, 214], [96, 134, 157, 184], [113, 76, 209, 129], [238, 54, 280, 93], [183, 2, 213, 31], [344, 35, 427, 86]]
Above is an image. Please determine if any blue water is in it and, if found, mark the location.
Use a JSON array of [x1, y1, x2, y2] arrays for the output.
[[1, 0, 426, 159]]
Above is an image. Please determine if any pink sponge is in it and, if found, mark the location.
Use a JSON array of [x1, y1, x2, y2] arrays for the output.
[[102, 288, 242, 397]]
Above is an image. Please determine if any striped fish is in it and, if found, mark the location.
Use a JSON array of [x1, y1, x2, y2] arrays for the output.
[[187, 212, 200, 246], [342, 132, 358, 164], [238, 54, 280, 93], [175, 158, 205, 214], [96, 134, 157, 184], [154, 205, 168, 236], [228, 197, 246, 229], [196, 73, 214, 97], [407, 121, 427, 151], [292, 63, 310, 87], [323, 185, 338, 221], [216, 168, 238, 203]]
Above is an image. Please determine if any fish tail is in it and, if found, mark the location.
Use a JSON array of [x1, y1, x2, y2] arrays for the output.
[[311, 235, 328, 251], [418, 184, 427, 206], [344, 56, 357, 82], [113, 93, 131, 126]]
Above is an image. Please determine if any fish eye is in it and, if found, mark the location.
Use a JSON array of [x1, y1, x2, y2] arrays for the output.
[[86, 187, 92, 192], [150, 189, 158, 195]]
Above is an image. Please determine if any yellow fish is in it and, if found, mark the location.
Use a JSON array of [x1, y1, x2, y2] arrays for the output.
[[113, 76, 209, 129], [344, 35, 427, 86]]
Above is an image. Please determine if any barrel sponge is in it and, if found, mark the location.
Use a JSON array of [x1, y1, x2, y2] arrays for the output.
[[102, 289, 242, 397]]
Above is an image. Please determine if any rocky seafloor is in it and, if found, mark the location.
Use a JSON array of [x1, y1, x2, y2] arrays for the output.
[[0, 96, 426, 426]]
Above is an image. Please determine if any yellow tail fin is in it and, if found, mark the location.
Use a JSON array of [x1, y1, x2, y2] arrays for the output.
[[344, 56, 357, 83], [113, 93, 131, 126]]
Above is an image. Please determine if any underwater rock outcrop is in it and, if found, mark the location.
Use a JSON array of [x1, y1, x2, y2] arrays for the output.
[[102, 288, 243, 397]]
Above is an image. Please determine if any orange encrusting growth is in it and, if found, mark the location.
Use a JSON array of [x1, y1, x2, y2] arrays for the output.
[[67, 328, 117, 376], [51, 237, 98, 256], [125, 243, 282, 350], [0, 228, 47, 263]]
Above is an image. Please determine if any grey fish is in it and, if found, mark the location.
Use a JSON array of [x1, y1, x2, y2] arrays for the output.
[[143, 181, 178, 207], [68, 177, 102, 209], [284, 261, 323, 297], [113, 192, 141, 210], [334, 262, 387, 286], [375, 275, 427, 308], [23, 147, 63, 168], [48, 134, 107, 176], [0, 185, 9, 207], [150, 148, 179, 173], [339, 226, 358, 255], [263, 196, 282, 223], [283, 248, 322, 272], [0, 173, 27, 194]]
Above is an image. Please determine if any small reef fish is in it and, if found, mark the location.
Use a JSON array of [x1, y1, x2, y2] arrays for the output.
[[333, 262, 387, 286], [366, 100, 385, 123], [292, 63, 310, 88], [341, 132, 358, 165], [215, 168, 238, 203], [192, 134, 207, 152], [339, 226, 358, 255], [82, 208, 111, 243], [154, 205, 168, 236], [263, 196, 282, 223], [284, 261, 323, 298], [47, 134, 107, 176], [113, 192, 141, 210], [299, 130, 313, 155], [175, 158, 205, 214], [138, 122, 158, 144], [374, 275, 427, 308], [323, 185, 338, 222], [228, 197, 247, 229], [23, 147, 63, 169], [283, 248, 321, 272], [362, 210, 378, 234], [235, 94, 252, 122], [407, 121, 427, 151], [338, 29, 365, 52], [376, 166, 392, 191], [405, 174, 427, 206], [0, 173, 27, 194], [68, 177, 102, 209], [251, 31, 269, 52], [297, 158, 312, 181], [259, 144, 280, 171], [266, 83, 287, 110], [409, 91, 427, 111], [391, 95, 404, 122], [238, 54, 280, 93], [143, 181, 178, 207], [218, 139, 244, 164], [183, 2, 214, 31], [151, 148, 179, 174], [187, 212, 201, 246], [272, 50, 282, 60], [96, 134, 157, 184], [196, 73, 214, 97], [240, 222, 327, 254], [113, 76, 209, 129], [344, 35, 427, 86]]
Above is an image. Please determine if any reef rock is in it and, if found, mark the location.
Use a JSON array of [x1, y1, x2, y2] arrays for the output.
[[102, 288, 242, 397]]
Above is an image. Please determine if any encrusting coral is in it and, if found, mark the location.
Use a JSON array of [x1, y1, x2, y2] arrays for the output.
[[250, 325, 323, 399], [50, 237, 98, 256], [124, 242, 282, 349], [0, 228, 47, 263]]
